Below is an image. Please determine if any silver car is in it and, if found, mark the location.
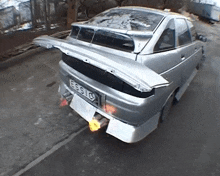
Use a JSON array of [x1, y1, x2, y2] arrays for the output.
[[34, 7, 206, 143]]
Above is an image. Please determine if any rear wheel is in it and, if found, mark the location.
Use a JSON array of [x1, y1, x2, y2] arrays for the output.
[[160, 93, 175, 123]]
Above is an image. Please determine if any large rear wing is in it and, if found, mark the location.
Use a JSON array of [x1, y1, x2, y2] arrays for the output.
[[34, 35, 169, 92]]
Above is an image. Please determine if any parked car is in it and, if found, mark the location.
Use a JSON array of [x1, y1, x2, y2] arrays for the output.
[[34, 7, 206, 143]]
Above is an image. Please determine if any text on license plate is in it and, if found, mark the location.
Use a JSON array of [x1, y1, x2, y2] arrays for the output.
[[69, 79, 96, 101]]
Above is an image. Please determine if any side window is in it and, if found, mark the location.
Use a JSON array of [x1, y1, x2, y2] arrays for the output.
[[176, 19, 191, 46], [186, 20, 197, 42], [154, 19, 175, 53]]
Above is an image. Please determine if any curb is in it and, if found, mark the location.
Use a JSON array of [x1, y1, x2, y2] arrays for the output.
[[0, 30, 70, 71], [0, 47, 45, 70]]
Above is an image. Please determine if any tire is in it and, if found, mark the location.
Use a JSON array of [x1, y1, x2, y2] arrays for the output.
[[159, 93, 175, 123]]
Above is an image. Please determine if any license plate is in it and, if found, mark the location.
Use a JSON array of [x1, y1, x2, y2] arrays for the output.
[[69, 79, 96, 102], [70, 94, 96, 122]]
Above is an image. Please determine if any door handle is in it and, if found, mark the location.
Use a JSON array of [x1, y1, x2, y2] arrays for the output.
[[181, 54, 185, 61]]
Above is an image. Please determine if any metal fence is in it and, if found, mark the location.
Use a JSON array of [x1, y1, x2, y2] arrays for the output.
[[0, 6, 17, 30], [19, 2, 32, 23], [0, 0, 62, 31]]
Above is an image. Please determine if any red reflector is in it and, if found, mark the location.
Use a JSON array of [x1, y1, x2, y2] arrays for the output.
[[103, 105, 116, 114], [60, 98, 68, 107]]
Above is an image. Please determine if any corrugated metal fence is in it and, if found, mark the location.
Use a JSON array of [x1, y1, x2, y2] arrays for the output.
[[0, 0, 59, 31]]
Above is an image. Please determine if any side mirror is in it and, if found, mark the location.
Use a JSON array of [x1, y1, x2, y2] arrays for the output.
[[197, 34, 207, 42]]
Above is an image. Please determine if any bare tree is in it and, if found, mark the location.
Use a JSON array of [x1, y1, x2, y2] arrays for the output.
[[67, 0, 79, 28], [30, 0, 37, 28], [162, 0, 168, 9], [42, 0, 50, 30], [115, 0, 124, 6]]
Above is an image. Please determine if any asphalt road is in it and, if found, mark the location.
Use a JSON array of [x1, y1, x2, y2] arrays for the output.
[[0, 49, 88, 176], [20, 23, 220, 176]]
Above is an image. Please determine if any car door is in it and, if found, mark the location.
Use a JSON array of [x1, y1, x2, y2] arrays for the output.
[[186, 19, 203, 68], [141, 19, 181, 87], [175, 18, 197, 85]]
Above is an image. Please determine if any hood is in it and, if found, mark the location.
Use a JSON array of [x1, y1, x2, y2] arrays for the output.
[[34, 35, 169, 92]]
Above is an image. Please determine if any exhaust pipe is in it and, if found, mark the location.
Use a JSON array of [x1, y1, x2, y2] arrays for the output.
[[60, 91, 73, 107], [89, 114, 109, 132]]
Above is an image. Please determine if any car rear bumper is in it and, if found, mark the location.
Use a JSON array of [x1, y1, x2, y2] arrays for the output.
[[59, 81, 160, 143]]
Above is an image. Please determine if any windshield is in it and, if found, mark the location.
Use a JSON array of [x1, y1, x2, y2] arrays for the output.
[[85, 9, 164, 31]]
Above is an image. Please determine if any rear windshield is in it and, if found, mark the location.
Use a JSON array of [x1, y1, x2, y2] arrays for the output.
[[93, 30, 134, 52], [77, 28, 94, 42], [70, 26, 134, 52], [86, 9, 164, 31]]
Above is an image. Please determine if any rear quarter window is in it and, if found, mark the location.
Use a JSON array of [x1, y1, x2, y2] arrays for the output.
[[154, 19, 175, 53], [186, 20, 197, 42], [176, 18, 192, 46]]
